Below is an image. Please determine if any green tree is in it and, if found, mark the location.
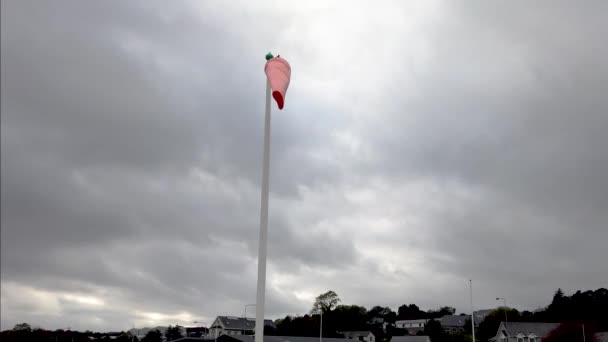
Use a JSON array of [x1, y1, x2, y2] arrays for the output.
[[13, 323, 32, 332], [165, 325, 184, 341], [477, 308, 520, 342], [142, 329, 163, 342], [543, 321, 598, 342], [397, 304, 426, 320], [424, 319, 447, 342], [311, 290, 341, 313]]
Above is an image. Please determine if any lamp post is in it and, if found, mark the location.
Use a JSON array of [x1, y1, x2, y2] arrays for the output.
[[496, 297, 508, 330], [470, 280, 475, 342], [320, 309, 323, 342]]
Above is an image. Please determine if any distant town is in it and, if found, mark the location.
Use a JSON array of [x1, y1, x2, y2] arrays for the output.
[[2, 288, 607, 342]]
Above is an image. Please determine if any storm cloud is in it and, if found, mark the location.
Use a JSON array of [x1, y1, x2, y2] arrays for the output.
[[2, 0, 607, 332]]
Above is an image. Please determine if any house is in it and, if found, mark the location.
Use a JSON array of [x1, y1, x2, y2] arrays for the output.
[[438, 315, 467, 333], [209, 316, 276, 338], [342, 331, 375, 342], [490, 322, 559, 342], [218, 335, 353, 342], [390, 337, 431, 342], [394, 320, 428, 334]]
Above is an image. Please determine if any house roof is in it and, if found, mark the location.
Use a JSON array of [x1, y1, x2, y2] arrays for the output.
[[390, 336, 431, 342], [438, 315, 467, 327], [214, 317, 275, 330], [342, 331, 373, 338], [501, 322, 559, 337]]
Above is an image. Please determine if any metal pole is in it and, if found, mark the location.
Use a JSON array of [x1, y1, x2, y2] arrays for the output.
[[320, 309, 323, 342], [582, 323, 586, 342], [470, 280, 475, 342], [255, 77, 272, 342], [503, 298, 508, 329]]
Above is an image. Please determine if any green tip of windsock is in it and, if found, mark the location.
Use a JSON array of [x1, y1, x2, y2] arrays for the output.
[[265, 52, 274, 61]]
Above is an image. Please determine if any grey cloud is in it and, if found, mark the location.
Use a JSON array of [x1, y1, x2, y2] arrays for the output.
[[2, 0, 608, 332]]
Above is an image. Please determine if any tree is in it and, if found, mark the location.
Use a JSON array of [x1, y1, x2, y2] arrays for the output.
[[397, 304, 425, 320], [543, 321, 598, 342], [165, 325, 183, 341], [311, 290, 341, 313], [142, 329, 163, 342], [13, 323, 32, 332], [424, 319, 447, 342], [477, 308, 520, 342]]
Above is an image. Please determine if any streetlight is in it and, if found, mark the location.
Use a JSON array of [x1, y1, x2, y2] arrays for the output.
[[496, 297, 508, 330], [320, 309, 323, 342], [469, 280, 475, 342]]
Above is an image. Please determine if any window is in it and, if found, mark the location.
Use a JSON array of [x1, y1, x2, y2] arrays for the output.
[[529, 333, 537, 342], [516, 333, 525, 342]]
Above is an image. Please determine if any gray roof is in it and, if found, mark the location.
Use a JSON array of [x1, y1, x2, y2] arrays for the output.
[[501, 322, 559, 337], [390, 336, 431, 342], [342, 331, 373, 338], [214, 316, 275, 331], [230, 336, 352, 342], [438, 315, 467, 327]]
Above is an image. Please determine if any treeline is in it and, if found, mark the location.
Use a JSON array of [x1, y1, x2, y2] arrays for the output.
[[270, 288, 608, 342], [2, 288, 606, 342], [0, 324, 185, 342], [477, 288, 608, 341]]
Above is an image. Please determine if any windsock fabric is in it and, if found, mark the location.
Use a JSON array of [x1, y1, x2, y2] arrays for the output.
[[264, 57, 291, 110]]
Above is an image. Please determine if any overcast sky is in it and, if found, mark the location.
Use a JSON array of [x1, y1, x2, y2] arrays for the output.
[[2, 0, 608, 332]]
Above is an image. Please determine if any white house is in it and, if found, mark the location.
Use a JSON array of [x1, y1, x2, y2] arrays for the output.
[[342, 331, 375, 342], [395, 319, 428, 334], [209, 316, 275, 338], [491, 322, 559, 342]]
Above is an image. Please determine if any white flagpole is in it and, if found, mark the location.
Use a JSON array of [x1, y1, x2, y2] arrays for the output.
[[255, 77, 272, 342], [470, 280, 475, 342]]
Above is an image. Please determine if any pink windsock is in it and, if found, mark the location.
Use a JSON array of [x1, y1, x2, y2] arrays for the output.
[[264, 56, 291, 110]]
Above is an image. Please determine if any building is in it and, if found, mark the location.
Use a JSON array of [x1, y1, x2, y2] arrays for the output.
[[390, 337, 431, 342], [438, 315, 467, 333], [394, 320, 428, 334], [342, 331, 375, 342], [209, 316, 276, 338], [490, 322, 559, 342]]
